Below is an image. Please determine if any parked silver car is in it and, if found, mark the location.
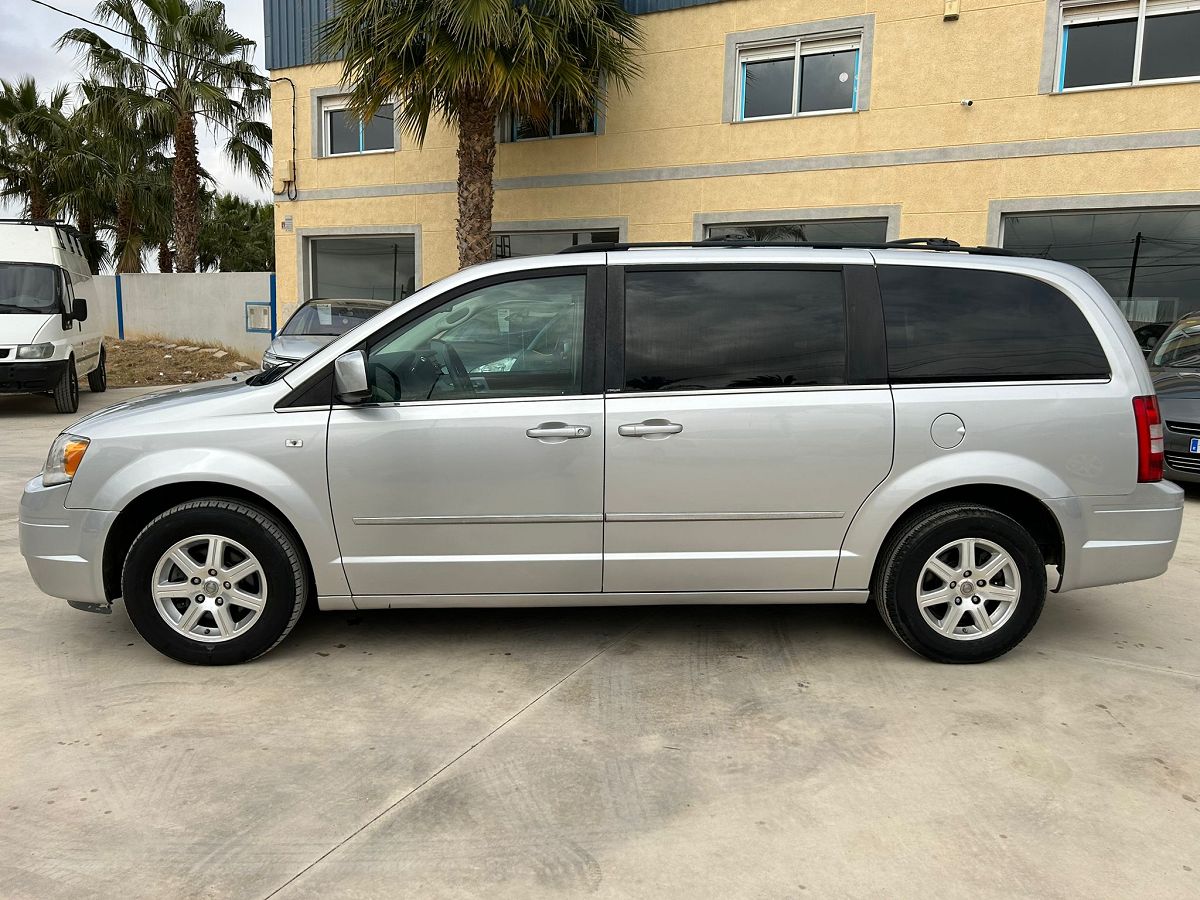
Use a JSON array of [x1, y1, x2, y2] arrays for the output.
[[19, 241, 1184, 665], [261, 298, 391, 369]]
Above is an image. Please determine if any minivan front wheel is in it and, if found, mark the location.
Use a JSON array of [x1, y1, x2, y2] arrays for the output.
[[122, 500, 308, 664], [873, 505, 1046, 663]]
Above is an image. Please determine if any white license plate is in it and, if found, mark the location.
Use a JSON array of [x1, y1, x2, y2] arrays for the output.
[[1192, 438, 1200, 454]]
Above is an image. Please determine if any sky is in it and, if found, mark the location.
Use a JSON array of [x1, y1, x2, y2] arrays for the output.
[[0, 0, 272, 217]]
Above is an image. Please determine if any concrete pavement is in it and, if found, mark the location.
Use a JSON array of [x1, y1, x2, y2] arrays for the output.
[[1, 388, 1198, 898]]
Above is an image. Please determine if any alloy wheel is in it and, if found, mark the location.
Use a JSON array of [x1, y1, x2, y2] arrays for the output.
[[151, 534, 268, 643], [916, 537, 1021, 641]]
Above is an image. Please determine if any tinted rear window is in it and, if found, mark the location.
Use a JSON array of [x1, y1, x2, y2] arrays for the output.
[[623, 268, 846, 392], [879, 266, 1110, 383]]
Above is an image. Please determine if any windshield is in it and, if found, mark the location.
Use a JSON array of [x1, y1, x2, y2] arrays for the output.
[[1151, 314, 1200, 368], [0, 263, 60, 315], [282, 302, 381, 336]]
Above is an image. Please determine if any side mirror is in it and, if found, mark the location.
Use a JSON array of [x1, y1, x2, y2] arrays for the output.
[[333, 350, 371, 404], [71, 298, 89, 322]]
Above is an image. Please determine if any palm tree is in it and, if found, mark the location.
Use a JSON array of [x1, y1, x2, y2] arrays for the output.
[[59, 1, 271, 273], [320, 0, 643, 268], [55, 80, 175, 274], [198, 191, 275, 272], [0, 77, 71, 219]]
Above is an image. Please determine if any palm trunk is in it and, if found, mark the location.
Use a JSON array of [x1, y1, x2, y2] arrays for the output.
[[455, 93, 498, 269], [28, 184, 49, 220], [115, 194, 142, 274], [157, 240, 173, 273], [172, 112, 201, 272], [78, 209, 100, 275]]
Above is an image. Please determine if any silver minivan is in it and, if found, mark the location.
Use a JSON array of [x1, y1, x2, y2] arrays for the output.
[[19, 241, 1185, 665]]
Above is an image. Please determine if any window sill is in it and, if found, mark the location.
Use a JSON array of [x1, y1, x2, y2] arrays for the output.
[[734, 107, 858, 124], [1054, 74, 1200, 95], [321, 148, 398, 159], [509, 133, 598, 143]]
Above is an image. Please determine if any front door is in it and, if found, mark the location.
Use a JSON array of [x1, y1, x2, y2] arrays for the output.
[[602, 263, 894, 593], [327, 268, 605, 598]]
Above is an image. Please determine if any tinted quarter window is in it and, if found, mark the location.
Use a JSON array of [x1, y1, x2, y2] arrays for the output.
[[623, 269, 846, 392], [1061, 18, 1137, 89], [879, 266, 1110, 383]]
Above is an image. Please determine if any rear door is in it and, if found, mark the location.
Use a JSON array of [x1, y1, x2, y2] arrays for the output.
[[602, 257, 894, 593]]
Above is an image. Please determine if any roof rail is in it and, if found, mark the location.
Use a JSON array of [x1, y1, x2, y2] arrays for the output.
[[558, 237, 1021, 257], [0, 217, 64, 227]]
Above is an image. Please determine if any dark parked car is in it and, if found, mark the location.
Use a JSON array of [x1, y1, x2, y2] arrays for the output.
[[1148, 311, 1200, 483], [1133, 320, 1171, 354]]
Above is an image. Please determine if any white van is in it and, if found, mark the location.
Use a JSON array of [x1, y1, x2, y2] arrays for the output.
[[0, 219, 105, 412]]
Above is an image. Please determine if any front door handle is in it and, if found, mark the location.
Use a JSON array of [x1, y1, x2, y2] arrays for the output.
[[618, 420, 684, 438], [526, 422, 592, 441]]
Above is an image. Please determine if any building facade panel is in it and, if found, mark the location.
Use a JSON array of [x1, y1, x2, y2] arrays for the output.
[[267, 0, 1200, 323]]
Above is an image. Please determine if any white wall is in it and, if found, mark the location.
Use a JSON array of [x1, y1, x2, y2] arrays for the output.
[[84, 272, 275, 358]]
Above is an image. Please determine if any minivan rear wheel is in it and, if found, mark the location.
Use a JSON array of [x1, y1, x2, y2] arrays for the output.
[[121, 499, 308, 664], [872, 504, 1046, 663]]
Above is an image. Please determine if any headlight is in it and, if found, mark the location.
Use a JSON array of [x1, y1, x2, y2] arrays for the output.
[[17, 342, 54, 360], [43, 433, 90, 487], [262, 351, 286, 369]]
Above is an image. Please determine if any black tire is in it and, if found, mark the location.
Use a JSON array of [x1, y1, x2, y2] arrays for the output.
[[121, 500, 308, 665], [872, 504, 1046, 664], [53, 356, 79, 413], [87, 347, 107, 392]]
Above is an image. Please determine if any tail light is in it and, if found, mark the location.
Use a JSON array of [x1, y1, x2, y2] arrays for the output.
[[1132, 395, 1164, 483]]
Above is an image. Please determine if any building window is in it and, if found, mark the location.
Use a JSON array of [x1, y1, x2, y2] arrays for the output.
[[509, 102, 597, 141], [309, 236, 416, 303], [1058, 1, 1200, 91], [493, 229, 619, 259], [705, 218, 889, 244], [737, 32, 861, 120], [323, 99, 396, 156], [1001, 207, 1200, 327]]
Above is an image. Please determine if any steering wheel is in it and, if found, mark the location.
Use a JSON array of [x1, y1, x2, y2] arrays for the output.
[[429, 339, 475, 397]]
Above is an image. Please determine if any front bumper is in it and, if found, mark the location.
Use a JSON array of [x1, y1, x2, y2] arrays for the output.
[[19, 476, 116, 605], [0, 359, 68, 393], [1047, 481, 1185, 593], [1163, 428, 1200, 483]]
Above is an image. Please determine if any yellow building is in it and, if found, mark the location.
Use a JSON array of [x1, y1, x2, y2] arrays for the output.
[[265, 0, 1200, 325]]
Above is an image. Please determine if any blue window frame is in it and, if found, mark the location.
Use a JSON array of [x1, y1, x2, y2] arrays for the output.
[[738, 34, 861, 120]]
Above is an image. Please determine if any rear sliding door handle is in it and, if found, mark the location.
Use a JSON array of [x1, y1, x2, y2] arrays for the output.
[[618, 420, 684, 438], [526, 422, 592, 441]]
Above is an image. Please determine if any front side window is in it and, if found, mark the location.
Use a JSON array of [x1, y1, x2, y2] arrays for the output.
[[365, 274, 586, 402], [324, 100, 395, 155], [1058, 1, 1200, 91], [739, 34, 860, 120], [0, 263, 61, 315], [879, 266, 1111, 383], [622, 268, 847, 392]]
